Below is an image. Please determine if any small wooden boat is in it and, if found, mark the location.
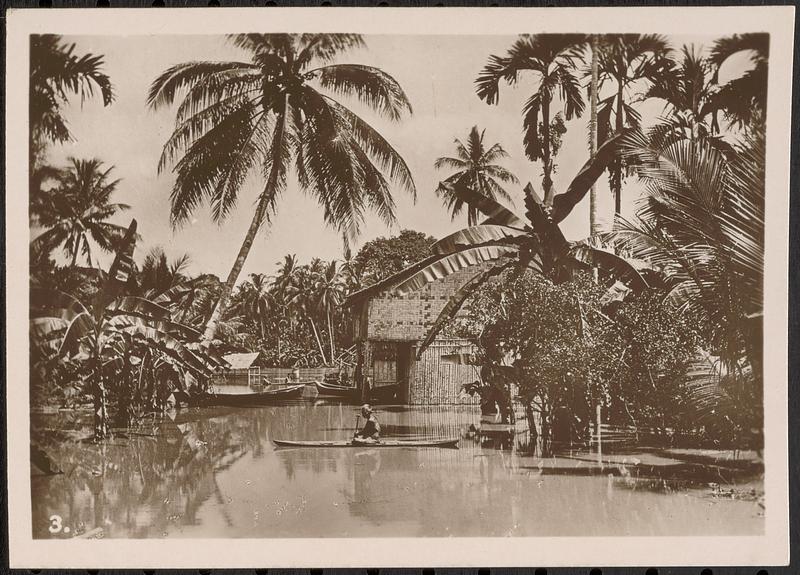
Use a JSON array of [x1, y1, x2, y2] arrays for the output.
[[314, 380, 358, 398], [211, 384, 305, 406], [272, 437, 460, 448]]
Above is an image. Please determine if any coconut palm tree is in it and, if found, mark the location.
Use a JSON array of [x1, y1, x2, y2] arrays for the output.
[[234, 273, 275, 346], [593, 34, 672, 216], [149, 34, 415, 346], [434, 126, 518, 226], [138, 247, 191, 297], [286, 263, 328, 363], [29, 34, 114, 170], [476, 34, 587, 205], [31, 158, 130, 267], [313, 260, 345, 359], [707, 33, 769, 129]]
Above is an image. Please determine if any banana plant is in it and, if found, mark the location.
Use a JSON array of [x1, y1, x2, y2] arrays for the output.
[[384, 129, 653, 360], [30, 219, 224, 439]]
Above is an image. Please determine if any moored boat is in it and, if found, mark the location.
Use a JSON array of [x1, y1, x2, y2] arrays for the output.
[[210, 384, 305, 406], [314, 380, 358, 398], [272, 437, 460, 448]]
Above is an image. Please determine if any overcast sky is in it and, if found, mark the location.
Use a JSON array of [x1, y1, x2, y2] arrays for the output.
[[43, 33, 749, 281]]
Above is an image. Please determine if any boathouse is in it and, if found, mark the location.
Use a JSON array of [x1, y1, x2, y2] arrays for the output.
[[345, 261, 493, 405], [212, 352, 267, 386], [212, 352, 336, 387]]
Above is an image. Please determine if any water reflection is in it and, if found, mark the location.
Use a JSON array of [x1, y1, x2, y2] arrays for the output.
[[31, 404, 763, 538]]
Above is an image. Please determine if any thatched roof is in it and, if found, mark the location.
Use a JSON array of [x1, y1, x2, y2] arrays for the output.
[[222, 352, 261, 370]]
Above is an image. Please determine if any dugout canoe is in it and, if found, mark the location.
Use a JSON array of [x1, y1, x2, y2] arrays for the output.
[[272, 437, 460, 448]]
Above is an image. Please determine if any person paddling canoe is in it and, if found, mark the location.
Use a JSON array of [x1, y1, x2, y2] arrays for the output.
[[353, 404, 381, 443]]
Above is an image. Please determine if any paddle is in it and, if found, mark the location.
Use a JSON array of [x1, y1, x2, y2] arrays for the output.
[[354, 415, 360, 439]]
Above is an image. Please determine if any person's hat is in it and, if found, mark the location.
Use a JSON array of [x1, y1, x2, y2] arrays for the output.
[[360, 404, 373, 414]]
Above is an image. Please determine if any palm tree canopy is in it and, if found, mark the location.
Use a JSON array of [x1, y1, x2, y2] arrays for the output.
[[594, 34, 672, 143], [313, 260, 345, 315], [435, 126, 519, 226], [31, 158, 130, 267], [138, 247, 191, 296], [706, 33, 769, 128], [645, 45, 718, 132], [476, 33, 587, 162], [30, 35, 114, 150], [148, 33, 416, 240]]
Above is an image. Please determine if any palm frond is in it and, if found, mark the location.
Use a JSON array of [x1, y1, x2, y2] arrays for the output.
[[147, 61, 257, 110], [312, 64, 412, 122]]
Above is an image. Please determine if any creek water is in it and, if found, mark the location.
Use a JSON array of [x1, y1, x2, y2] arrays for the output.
[[31, 399, 764, 539]]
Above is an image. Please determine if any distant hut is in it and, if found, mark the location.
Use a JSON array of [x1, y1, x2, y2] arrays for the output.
[[345, 262, 493, 405], [212, 352, 266, 387]]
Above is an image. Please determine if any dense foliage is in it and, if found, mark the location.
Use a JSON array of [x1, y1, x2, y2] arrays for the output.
[[456, 271, 705, 453], [349, 229, 436, 287], [29, 32, 767, 451]]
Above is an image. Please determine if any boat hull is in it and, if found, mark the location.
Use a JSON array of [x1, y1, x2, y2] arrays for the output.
[[314, 381, 358, 398], [273, 437, 460, 448], [211, 384, 305, 406]]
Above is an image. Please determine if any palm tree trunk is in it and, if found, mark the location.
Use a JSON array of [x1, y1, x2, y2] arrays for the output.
[[613, 80, 624, 217], [201, 193, 272, 344], [327, 308, 336, 361], [589, 35, 600, 236], [308, 317, 327, 365], [202, 96, 289, 345], [542, 96, 554, 206]]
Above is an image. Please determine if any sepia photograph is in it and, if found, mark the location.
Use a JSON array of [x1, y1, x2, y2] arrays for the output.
[[5, 5, 794, 569]]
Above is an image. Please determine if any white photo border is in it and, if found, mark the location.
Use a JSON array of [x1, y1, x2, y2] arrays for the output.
[[5, 5, 794, 568]]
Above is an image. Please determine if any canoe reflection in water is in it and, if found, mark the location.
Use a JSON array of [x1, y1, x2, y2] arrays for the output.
[[31, 403, 764, 538]]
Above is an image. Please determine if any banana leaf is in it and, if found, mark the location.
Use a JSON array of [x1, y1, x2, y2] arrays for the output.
[[106, 296, 172, 322], [569, 244, 651, 292], [95, 219, 138, 319], [523, 183, 569, 261], [550, 128, 634, 223], [58, 312, 96, 357], [438, 180, 525, 227], [392, 246, 517, 296], [432, 225, 526, 256], [30, 288, 88, 322]]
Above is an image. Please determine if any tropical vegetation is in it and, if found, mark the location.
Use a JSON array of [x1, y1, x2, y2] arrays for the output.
[[28, 32, 767, 453], [477, 33, 586, 204], [148, 33, 416, 345], [31, 158, 130, 267], [434, 126, 518, 225]]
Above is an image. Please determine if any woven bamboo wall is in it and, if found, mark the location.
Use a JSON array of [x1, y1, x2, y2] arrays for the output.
[[410, 339, 480, 405]]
